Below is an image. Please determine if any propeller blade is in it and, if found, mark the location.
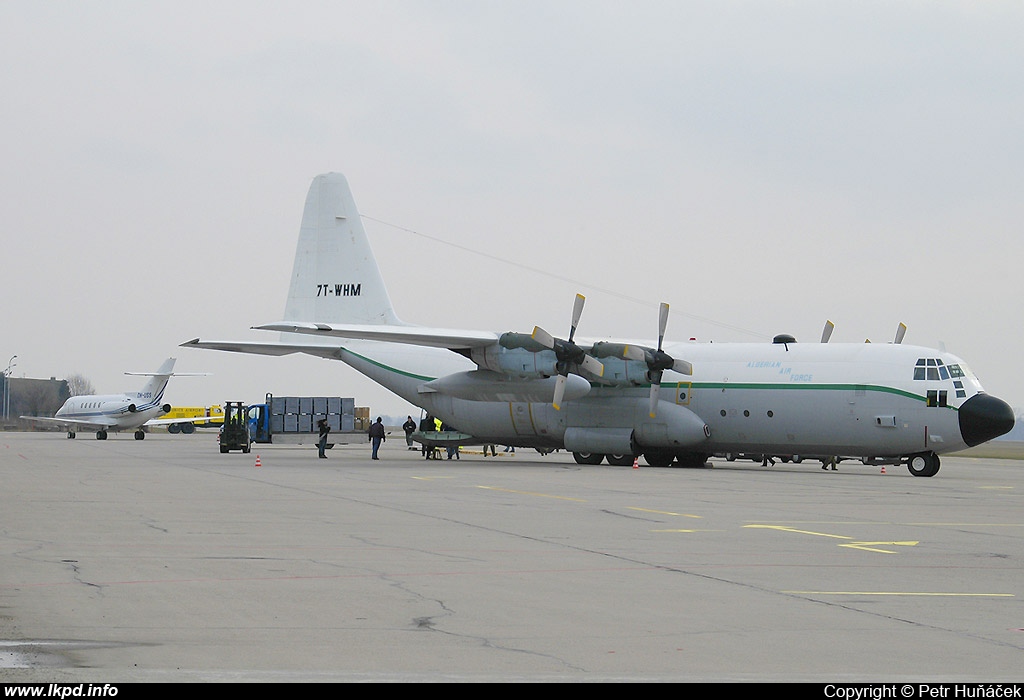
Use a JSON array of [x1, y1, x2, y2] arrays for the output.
[[531, 326, 555, 349], [673, 358, 693, 375], [894, 323, 907, 344], [580, 354, 605, 377], [569, 293, 586, 342], [821, 320, 834, 343], [657, 302, 670, 351], [648, 381, 660, 419], [623, 345, 646, 362], [552, 374, 567, 411]]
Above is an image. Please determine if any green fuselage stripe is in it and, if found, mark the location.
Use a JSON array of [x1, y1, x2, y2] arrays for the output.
[[339, 347, 954, 410]]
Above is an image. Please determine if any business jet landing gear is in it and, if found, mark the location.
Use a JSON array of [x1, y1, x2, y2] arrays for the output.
[[134, 430, 146, 440], [67, 431, 76, 439], [96, 430, 108, 440], [906, 451, 940, 477]]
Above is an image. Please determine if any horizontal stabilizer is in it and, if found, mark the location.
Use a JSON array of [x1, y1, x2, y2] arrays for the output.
[[252, 323, 499, 350], [180, 338, 344, 360]]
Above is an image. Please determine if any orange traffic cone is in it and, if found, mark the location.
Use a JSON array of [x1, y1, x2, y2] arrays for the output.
[[880, 464, 886, 474], [255, 455, 262, 468], [632, 456, 639, 469]]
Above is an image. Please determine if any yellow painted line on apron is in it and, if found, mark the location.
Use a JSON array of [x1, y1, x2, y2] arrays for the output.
[[744, 524, 852, 540], [745, 525, 919, 553], [838, 541, 919, 554], [628, 507, 702, 519]]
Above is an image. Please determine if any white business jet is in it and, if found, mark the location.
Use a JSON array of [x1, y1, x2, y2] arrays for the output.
[[23, 358, 208, 440], [182, 173, 1014, 476]]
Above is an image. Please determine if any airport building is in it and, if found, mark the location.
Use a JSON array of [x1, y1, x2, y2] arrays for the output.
[[1, 375, 69, 427]]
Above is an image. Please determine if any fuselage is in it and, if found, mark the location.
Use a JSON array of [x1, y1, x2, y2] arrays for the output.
[[335, 337, 1014, 461], [55, 388, 169, 430]]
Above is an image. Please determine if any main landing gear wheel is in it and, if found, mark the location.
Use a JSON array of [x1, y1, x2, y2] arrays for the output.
[[572, 452, 604, 465], [67, 431, 76, 439], [676, 454, 709, 468], [606, 454, 635, 466], [96, 430, 108, 440], [134, 430, 146, 440], [907, 452, 940, 477], [643, 450, 675, 467]]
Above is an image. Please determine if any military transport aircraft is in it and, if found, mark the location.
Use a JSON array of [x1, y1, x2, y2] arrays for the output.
[[23, 358, 208, 440], [182, 173, 1014, 476]]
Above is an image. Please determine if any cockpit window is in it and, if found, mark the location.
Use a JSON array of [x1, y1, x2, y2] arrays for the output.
[[916, 358, 963, 381]]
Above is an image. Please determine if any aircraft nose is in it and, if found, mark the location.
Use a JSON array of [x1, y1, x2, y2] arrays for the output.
[[959, 394, 1015, 447]]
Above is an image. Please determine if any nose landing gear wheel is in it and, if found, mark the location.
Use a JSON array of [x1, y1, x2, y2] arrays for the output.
[[907, 452, 940, 477]]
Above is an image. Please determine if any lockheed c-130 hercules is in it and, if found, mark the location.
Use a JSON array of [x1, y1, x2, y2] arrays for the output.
[[183, 173, 1014, 477]]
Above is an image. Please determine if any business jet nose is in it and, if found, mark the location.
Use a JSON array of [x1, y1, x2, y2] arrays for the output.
[[959, 394, 1015, 447]]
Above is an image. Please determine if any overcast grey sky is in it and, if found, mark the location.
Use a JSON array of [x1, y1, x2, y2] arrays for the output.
[[3, 1, 1023, 418]]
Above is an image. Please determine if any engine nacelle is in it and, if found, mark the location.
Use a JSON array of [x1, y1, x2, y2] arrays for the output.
[[632, 402, 709, 448], [127, 404, 137, 413], [562, 402, 710, 453], [588, 352, 652, 386], [470, 342, 558, 379], [422, 370, 590, 403]]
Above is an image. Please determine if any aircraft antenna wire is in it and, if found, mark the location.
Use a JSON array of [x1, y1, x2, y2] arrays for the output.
[[362, 214, 764, 339]]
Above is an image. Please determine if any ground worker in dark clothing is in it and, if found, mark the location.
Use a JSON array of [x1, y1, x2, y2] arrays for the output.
[[419, 414, 436, 458], [368, 417, 386, 460], [403, 416, 416, 450], [317, 418, 330, 459]]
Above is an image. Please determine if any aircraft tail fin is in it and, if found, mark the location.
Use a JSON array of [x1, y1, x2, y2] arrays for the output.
[[282, 173, 403, 332], [124, 358, 177, 404]]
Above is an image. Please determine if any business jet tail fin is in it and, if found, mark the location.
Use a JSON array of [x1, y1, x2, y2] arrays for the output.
[[123, 358, 207, 401]]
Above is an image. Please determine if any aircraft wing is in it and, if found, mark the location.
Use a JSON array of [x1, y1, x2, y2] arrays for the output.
[[21, 415, 118, 429], [251, 323, 500, 350]]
